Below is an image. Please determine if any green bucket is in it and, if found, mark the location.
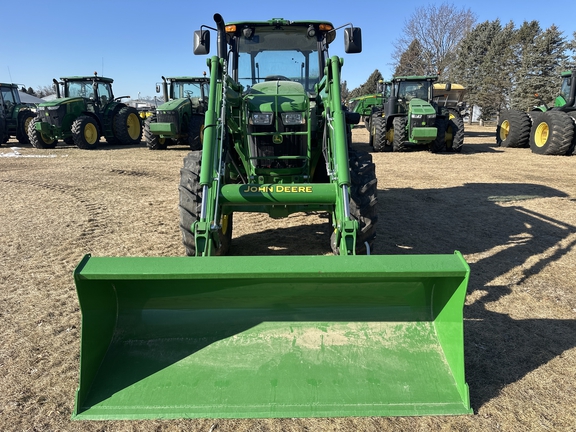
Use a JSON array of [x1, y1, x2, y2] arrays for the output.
[[72, 253, 472, 420]]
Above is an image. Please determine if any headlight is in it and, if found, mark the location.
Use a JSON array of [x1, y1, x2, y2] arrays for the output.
[[411, 114, 422, 119], [281, 112, 305, 125], [250, 113, 273, 125], [47, 106, 60, 111]]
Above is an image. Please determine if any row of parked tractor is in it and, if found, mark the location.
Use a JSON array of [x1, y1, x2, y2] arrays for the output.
[[348, 77, 468, 153], [0, 74, 209, 151]]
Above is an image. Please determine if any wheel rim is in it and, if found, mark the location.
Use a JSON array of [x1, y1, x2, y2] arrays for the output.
[[499, 120, 510, 140], [127, 113, 141, 140], [534, 122, 549, 147], [84, 123, 98, 145], [24, 117, 33, 133]]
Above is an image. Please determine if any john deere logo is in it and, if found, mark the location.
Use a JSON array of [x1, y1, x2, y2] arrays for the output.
[[273, 134, 283, 144]]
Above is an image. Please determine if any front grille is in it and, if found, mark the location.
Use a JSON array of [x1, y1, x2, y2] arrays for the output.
[[157, 112, 179, 130], [248, 123, 307, 169]]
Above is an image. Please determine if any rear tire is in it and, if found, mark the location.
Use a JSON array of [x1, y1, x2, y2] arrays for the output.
[[529, 111, 574, 155], [114, 106, 142, 145], [331, 148, 378, 255], [392, 116, 407, 152], [28, 117, 57, 149], [179, 150, 232, 256], [496, 110, 530, 148], [72, 116, 100, 150]]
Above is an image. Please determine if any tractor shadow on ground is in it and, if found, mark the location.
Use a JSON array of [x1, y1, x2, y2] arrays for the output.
[[374, 182, 576, 411]]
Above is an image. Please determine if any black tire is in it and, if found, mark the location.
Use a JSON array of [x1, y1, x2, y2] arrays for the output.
[[144, 113, 168, 150], [431, 117, 447, 153], [64, 136, 75, 145], [392, 116, 407, 152], [72, 115, 100, 150], [446, 115, 465, 152], [331, 148, 378, 255], [28, 117, 57, 149], [113, 106, 142, 145], [179, 150, 232, 256], [187, 115, 204, 150], [496, 110, 530, 148], [16, 110, 35, 144], [529, 111, 574, 155]]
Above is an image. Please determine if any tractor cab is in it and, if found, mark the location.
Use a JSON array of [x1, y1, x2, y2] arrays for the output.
[[0, 83, 35, 144]]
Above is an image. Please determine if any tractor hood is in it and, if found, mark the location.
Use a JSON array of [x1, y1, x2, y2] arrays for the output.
[[157, 98, 189, 112], [245, 81, 308, 112], [409, 98, 436, 116], [37, 97, 84, 108]]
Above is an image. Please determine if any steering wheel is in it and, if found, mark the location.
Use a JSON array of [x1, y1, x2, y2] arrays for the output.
[[264, 75, 291, 81]]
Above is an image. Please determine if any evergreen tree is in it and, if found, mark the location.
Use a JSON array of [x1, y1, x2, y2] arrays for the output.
[[394, 40, 428, 76], [348, 70, 383, 99]]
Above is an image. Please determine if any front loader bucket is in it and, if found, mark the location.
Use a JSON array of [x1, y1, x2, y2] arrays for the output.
[[72, 253, 472, 420]]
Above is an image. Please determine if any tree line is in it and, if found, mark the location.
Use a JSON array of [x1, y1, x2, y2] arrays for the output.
[[346, 2, 576, 121]]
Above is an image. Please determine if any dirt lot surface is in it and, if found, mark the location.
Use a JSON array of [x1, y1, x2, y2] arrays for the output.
[[1, 124, 575, 431]]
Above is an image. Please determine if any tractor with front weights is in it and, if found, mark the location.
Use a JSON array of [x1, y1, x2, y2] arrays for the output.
[[0, 83, 35, 145], [369, 76, 464, 153], [144, 75, 210, 150], [72, 13, 471, 420], [28, 74, 142, 150], [496, 70, 576, 155]]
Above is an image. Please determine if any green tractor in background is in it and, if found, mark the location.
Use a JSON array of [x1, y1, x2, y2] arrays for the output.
[[347, 80, 392, 130], [144, 76, 210, 150], [71, 13, 471, 420], [0, 83, 35, 144], [369, 76, 464, 153], [28, 74, 142, 150], [496, 70, 576, 155]]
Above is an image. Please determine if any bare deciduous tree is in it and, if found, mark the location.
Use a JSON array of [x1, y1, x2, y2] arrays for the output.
[[392, 2, 476, 80]]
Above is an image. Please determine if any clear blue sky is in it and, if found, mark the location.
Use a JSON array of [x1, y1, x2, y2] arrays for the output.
[[2, 0, 574, 99]]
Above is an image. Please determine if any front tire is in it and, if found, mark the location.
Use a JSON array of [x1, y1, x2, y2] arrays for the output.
[[187, 114, 204, 150], [392, 116, 407, 152], [331, 148, 378, 255], [179, 150, 232, 256], [17, 110, 35, 144], [446, 115, 464, 152], [114, 106, 142, 145], [529, 111, 574, 155], [144, 113, 168, 150], [28, 117, 57, 149], [72, 116, 100, 149], [496, 110, 530, 148]]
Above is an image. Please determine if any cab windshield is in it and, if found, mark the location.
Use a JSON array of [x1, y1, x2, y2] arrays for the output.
[[67, 81, 95, 99], [236, 26, 321, 93], [559, 76, 571, 103], [397, 81, 431, 101], [171, 82, 206, 99]]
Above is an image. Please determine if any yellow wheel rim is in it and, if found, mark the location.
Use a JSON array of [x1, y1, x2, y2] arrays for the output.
[[24, 117, 33, 133], [221, 214, 230, 235], [84, 123, 98, 145], [499, 120, 510, 141], [445, 124, 453, 145], [534, 122, 549, 147], [127, 113, 141, 140], [449, 112, 456, 120]]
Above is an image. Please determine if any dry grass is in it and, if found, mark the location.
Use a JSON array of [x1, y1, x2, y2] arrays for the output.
[[1, 124, 575, 431]]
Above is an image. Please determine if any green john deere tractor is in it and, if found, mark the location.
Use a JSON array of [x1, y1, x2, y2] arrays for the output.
[[0, 83, 35, 144], [369, 76, 464, 153], [496, 70, 576, 155], [348, 93, 383, 128], [144, 76, 210, 150], [28, 74, 142, 150], [72, 14, 471, 420]]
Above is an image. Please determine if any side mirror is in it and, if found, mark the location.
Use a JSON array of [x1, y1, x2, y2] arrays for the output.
[[194, 30, 210, 55], [344, 27, 362, 54], [155, 84, 160, 93]]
